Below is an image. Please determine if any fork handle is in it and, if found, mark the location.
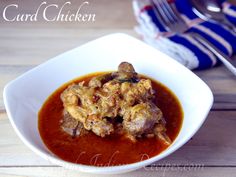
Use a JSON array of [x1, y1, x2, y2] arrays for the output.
[[191, 33, 236, 76]]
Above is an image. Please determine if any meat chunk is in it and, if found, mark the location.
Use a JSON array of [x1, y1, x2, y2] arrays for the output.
[[85, 115, 114, 137], [112, 62, 138, 82], [60, 111, 86, 137], [154, 123, 171, 145], [122, 103, 163, 137], [89, 73, 113, 88], [121, 79, 154, 103], [119, 79, 155, 116], [60, 83, 114, 137]]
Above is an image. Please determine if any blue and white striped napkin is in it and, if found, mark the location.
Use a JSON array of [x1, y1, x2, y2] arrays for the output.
[[133, 0, 236, 70], [223, 1, 236, 25]]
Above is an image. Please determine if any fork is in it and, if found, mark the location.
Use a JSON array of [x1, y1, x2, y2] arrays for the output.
[[151, 0, 236, 76]]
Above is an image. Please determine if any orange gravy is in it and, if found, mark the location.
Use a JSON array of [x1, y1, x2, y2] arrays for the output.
[[38, 72, 183, 166]]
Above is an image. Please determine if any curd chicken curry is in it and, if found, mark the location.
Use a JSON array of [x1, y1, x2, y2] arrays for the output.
[[38, 62, 183, 166]]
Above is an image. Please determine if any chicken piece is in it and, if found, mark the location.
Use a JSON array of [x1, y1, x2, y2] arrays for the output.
[[154, 123, 171, 145], [118, 62, 136, 73], [60, 110, 86, 137], [88, 73, 113, 88], [123, 79, 154, 102], [60, 83, 88, 123], [61, 83, 114, 137], [122, 103, 163, 138], [96, 80, 121, 118], [112, 62, 139, 82], [119, 79, 155, 116], [85, 114, 114, 137]]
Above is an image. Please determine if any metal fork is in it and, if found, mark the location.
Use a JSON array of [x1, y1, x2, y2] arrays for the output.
[[151, 0, 236, 76]]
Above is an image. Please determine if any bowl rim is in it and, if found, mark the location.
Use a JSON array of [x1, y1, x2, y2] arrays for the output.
[[3, 33, 214, 174]]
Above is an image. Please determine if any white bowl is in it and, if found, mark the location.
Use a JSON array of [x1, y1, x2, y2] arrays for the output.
[[3, 33, 213, 174]]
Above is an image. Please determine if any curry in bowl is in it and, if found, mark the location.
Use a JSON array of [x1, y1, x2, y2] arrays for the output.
[[38, 62, 183, 166]]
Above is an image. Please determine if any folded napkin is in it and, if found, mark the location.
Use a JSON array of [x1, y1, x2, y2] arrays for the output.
[[133, 0, 236, 70], [222, 1, 236, 25]]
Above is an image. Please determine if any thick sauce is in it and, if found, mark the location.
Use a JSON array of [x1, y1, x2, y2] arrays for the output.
[[38, 72, 183, 166]]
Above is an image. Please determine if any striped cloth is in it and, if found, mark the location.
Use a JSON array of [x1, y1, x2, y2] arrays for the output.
[[222, 1, 236, 25], [133, 0, 236, 70]]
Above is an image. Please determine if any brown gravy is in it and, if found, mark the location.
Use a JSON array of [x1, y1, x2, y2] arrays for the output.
[[38, 72, 183, 166]]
